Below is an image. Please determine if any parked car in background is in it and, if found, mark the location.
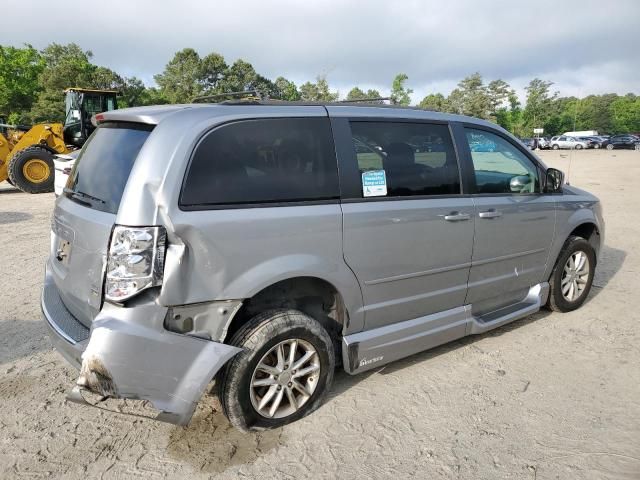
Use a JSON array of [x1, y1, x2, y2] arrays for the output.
[[549, 136, 589, 150], [582, 136, 607, 148], [520, 138, 536, 150], [578, 136, 600, 149], [469, 139, 497, 152], [602, 134, 640, 150], [53, 151, 79, 196], [537, 137, 550, 149]]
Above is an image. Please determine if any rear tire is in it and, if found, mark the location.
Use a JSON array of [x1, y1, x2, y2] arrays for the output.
[[7, 146, 55, 193], [219, 309, 335, 432], [547, 236, 596, 312], [606, 144, 614, 150]]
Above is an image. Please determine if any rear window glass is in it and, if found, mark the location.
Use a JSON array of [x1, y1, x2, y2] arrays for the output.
[[64, 123, 152, 214], [180, 118, 339, 208]]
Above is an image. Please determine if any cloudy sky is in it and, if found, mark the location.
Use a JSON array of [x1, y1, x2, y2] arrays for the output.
[[3, 0, 639, 102]]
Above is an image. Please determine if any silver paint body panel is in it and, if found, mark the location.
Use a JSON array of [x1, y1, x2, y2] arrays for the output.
[[42, 103, 604, 425]]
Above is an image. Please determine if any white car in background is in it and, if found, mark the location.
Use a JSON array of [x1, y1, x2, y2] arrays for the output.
[[549, 136, 589, 150], [53, 151, 79, 196]]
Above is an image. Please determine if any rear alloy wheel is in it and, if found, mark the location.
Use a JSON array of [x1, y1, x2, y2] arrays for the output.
[[219, 309, 335, 431], [249, 338, 321, 419], [635, 144, 640, 151], [7, 146, 55, 193], [594, 144, 600, 149], [606, 144, 614, 150]]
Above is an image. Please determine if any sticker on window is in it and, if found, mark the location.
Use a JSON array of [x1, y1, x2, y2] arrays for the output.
[[362, 170, 387, 197]]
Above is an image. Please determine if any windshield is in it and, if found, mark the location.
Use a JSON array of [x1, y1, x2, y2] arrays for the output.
[[64, 122, 153, 214]]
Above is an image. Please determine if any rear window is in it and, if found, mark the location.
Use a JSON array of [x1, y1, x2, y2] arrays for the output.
[[64, 122, 153, 214], [180, 118, 339, 208]]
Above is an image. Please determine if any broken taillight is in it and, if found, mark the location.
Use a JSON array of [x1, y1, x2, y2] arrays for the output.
[[105, 226, 166, 302]]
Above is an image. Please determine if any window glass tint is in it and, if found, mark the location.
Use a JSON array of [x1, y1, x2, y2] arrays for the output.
[[181, 118, 339, 207], [350, 121, 460, 197], [465, 128, 539, 194], [65, 123, 152, 214]]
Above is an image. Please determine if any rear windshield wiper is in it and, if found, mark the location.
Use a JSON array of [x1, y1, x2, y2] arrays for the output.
[[63, 187, 106, 204]]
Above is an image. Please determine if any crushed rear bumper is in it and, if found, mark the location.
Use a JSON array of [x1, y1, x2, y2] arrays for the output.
[[41, 263, 241, 425]]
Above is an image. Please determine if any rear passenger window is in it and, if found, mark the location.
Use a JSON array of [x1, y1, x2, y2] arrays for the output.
[[181, 118, 339, 207], [350, 122, 460, 197]]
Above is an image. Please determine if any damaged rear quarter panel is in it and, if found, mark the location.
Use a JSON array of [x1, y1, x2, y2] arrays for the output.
[[79, 302, 241, 425]]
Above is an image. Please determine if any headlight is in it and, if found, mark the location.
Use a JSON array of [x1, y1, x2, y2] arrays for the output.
[[105, 225, 166, 302]]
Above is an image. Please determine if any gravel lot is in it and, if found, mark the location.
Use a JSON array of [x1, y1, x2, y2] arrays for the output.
[[1, 149, 638, 479]]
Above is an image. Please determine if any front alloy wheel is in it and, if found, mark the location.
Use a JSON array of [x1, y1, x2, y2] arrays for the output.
[[560, 251, 590, 302], [547, 235, 596, 312]]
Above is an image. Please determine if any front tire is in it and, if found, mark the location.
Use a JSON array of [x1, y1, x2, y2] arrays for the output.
[[575, 144, 583, 150], [606, 144, 614, 150], [547, 236, 596, 312], [219, 309, 335, 432], [552, 144, 559, 150], [7, 146, 55, 193]]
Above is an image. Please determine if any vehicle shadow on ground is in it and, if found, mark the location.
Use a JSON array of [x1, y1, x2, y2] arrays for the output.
[[0, 186, 22, 194], [167, 402, 285, 475], [331, 243, 626, 392], [587, 244, 626, 302], [0, 211, 33, 224], [0, 319, 51, 365]]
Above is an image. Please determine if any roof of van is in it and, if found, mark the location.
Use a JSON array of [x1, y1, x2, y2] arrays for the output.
[[96, 101, 496, 129]]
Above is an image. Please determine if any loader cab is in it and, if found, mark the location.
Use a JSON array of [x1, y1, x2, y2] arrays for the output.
[[63, 88, 118, 147]]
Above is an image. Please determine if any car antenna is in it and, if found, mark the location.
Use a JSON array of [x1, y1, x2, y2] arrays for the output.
[[566, 96, 581, 186]]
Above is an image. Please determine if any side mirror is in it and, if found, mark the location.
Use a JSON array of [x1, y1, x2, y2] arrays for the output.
[[545, 168, 564, 193], [510, 175, 532, 193]]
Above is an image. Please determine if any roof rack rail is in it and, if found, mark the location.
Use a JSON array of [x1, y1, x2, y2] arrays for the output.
[[337, 97, 391, 103], [192, 90, 262, 103]]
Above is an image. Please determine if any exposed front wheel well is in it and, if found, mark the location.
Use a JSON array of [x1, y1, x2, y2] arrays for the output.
[[569, 222, 600, 255], [224, 277, 347, 357]]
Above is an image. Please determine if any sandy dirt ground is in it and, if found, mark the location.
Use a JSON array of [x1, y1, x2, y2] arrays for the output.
[[0, 149, 638, 479]]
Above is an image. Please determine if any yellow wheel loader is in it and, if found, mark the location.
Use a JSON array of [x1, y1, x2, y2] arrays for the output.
[[0, 88, 117, 193]]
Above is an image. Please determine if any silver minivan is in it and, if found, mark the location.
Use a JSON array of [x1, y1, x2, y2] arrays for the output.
[[43, 102, 604, 431]]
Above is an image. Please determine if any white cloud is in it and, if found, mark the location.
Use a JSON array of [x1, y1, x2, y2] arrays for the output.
[[1, 0, 638, 100]]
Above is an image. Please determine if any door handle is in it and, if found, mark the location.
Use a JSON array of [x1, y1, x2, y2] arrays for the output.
[[441, 212, 471, 222], [478, 210, 503, 219]]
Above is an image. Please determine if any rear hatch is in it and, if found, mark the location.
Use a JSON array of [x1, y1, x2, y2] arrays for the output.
[[50, 122, 153, 327]]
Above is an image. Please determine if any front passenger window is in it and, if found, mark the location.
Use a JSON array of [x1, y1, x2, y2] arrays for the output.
[[465, 128, 539, 194]]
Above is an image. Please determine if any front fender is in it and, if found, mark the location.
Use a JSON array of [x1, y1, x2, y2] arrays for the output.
[[543, 199, 603, 280]]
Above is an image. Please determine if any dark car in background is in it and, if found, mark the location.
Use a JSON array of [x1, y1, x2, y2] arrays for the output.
[[578, 136, 601, 149], [602, 134, 640, 150]]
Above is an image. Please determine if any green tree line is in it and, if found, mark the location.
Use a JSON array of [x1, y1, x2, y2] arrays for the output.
[[1, 43, 638, 136]]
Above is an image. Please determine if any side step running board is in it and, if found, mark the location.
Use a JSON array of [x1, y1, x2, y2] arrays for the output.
[[342, 283, 549, 375]]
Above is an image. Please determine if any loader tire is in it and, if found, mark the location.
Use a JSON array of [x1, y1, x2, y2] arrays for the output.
[[7, 146, 55, 193]]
